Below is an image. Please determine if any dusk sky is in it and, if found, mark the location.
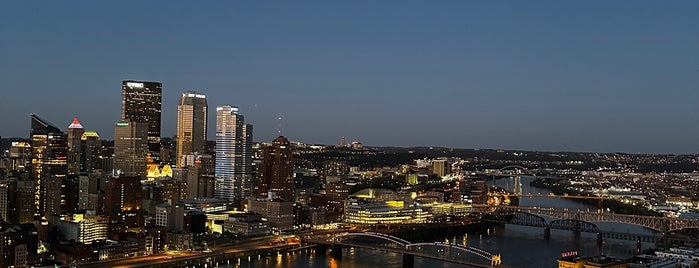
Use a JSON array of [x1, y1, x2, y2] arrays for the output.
[[1, 1, 698, 153]]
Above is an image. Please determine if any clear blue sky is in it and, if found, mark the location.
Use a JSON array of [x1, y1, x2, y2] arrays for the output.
[[1, 1, 698, 153]]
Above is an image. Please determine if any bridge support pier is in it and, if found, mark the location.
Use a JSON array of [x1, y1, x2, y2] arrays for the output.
[[315, 244, 328, 255], [402, 254, 414, 268], [597, 233, 603, 247], [544, 227, 550, 240], [636, 239, 642, 254], [330, 244, 343, 259]]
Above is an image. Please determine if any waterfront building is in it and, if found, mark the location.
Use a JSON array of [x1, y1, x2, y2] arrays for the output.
[[247, 198, 294, 231], [121, 80, 162, 162], [655, 247, 699, 261], [558, 255, 627, 268], [342, 188, 429, 225], [176, 92, 207, 168]]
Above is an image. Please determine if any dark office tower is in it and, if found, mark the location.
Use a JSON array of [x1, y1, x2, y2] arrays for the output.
[[80, 131, 100, 172], [105, 175, 143, 232], [176, 92, 208, 168], [30, 114, 68, 219], [214, 106, 253, 203], [15, 179, 35, 224], [62, 175, 79, 214], [259, 136, 294, 201], [66, 118, 85, 175], [113, 120, 149, 178], [121, 80, 162, 162]]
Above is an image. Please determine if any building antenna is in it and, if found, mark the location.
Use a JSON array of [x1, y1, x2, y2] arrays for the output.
[[277, 116, 283, 136]]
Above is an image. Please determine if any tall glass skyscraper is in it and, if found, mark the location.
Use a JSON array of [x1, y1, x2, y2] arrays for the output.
[[30, 114, 68, 219], [214, 105, 253, 203], [176, 91, 208, 168], [121, 80, 162, 162]]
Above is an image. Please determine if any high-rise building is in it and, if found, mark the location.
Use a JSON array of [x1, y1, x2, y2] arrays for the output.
[[113, 120, 149, 178], [105, 175, 143, 232], [214, 106, 253, 203], [259, 136, 294, 201], [8, 142, 31, 174], [176, 92, 207, 168], [67, 118, 85, 175], [30, 114, 68, 219], [12, 179, 35, 224], [121, 80, 162, 162], [80, 131, 100, 173], [181, 154, 215, 199], [0, 180, 7, 221]]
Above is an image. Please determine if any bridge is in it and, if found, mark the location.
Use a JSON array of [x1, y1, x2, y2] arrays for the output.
[[474, 205, 699, 233], [304, 232, 504, 268]]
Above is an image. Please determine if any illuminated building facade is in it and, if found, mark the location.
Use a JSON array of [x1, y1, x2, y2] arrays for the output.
[[56, 213, 108, 244], [9, 141, 31, 174], [66, 118, 85, 175], [0, 180, 7, 221], [214, 106, 253, 203], [343, 200, 429, 225], [30, 114, 68, 219], [258, 136, 294, 201], [121, 80, 162, 162], [176, 91, 207, 168], [113, 120, 148, 178]]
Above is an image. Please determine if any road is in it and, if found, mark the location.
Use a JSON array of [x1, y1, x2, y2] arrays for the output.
[[78, 239, 300, 268], [76, 228, 360, 268]]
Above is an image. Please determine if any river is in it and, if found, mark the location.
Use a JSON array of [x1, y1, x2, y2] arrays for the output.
[[220, 176, 656, 268]]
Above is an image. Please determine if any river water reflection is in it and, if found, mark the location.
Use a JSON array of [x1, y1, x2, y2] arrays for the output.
[[224, 177, 656, 268]]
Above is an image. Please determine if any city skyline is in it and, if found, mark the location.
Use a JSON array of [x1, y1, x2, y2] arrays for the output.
[[2, 2, 699, 153]]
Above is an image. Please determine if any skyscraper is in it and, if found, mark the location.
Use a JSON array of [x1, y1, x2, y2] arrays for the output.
[[214, 106, 253, 203], [176, 91, 208, 168], [30, 114, 68, 219], [66, 117, 85, 175], [121, 80, 162, 162], [113, 120, 149, 178], [80, 130, 100, 173], [259, 136, 294, 201]]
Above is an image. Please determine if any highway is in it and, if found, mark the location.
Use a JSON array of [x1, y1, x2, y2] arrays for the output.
[[78, 239, 303, 268]]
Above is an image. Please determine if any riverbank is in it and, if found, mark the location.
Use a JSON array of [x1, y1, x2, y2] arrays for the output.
[[529, 177, 661, 216]]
